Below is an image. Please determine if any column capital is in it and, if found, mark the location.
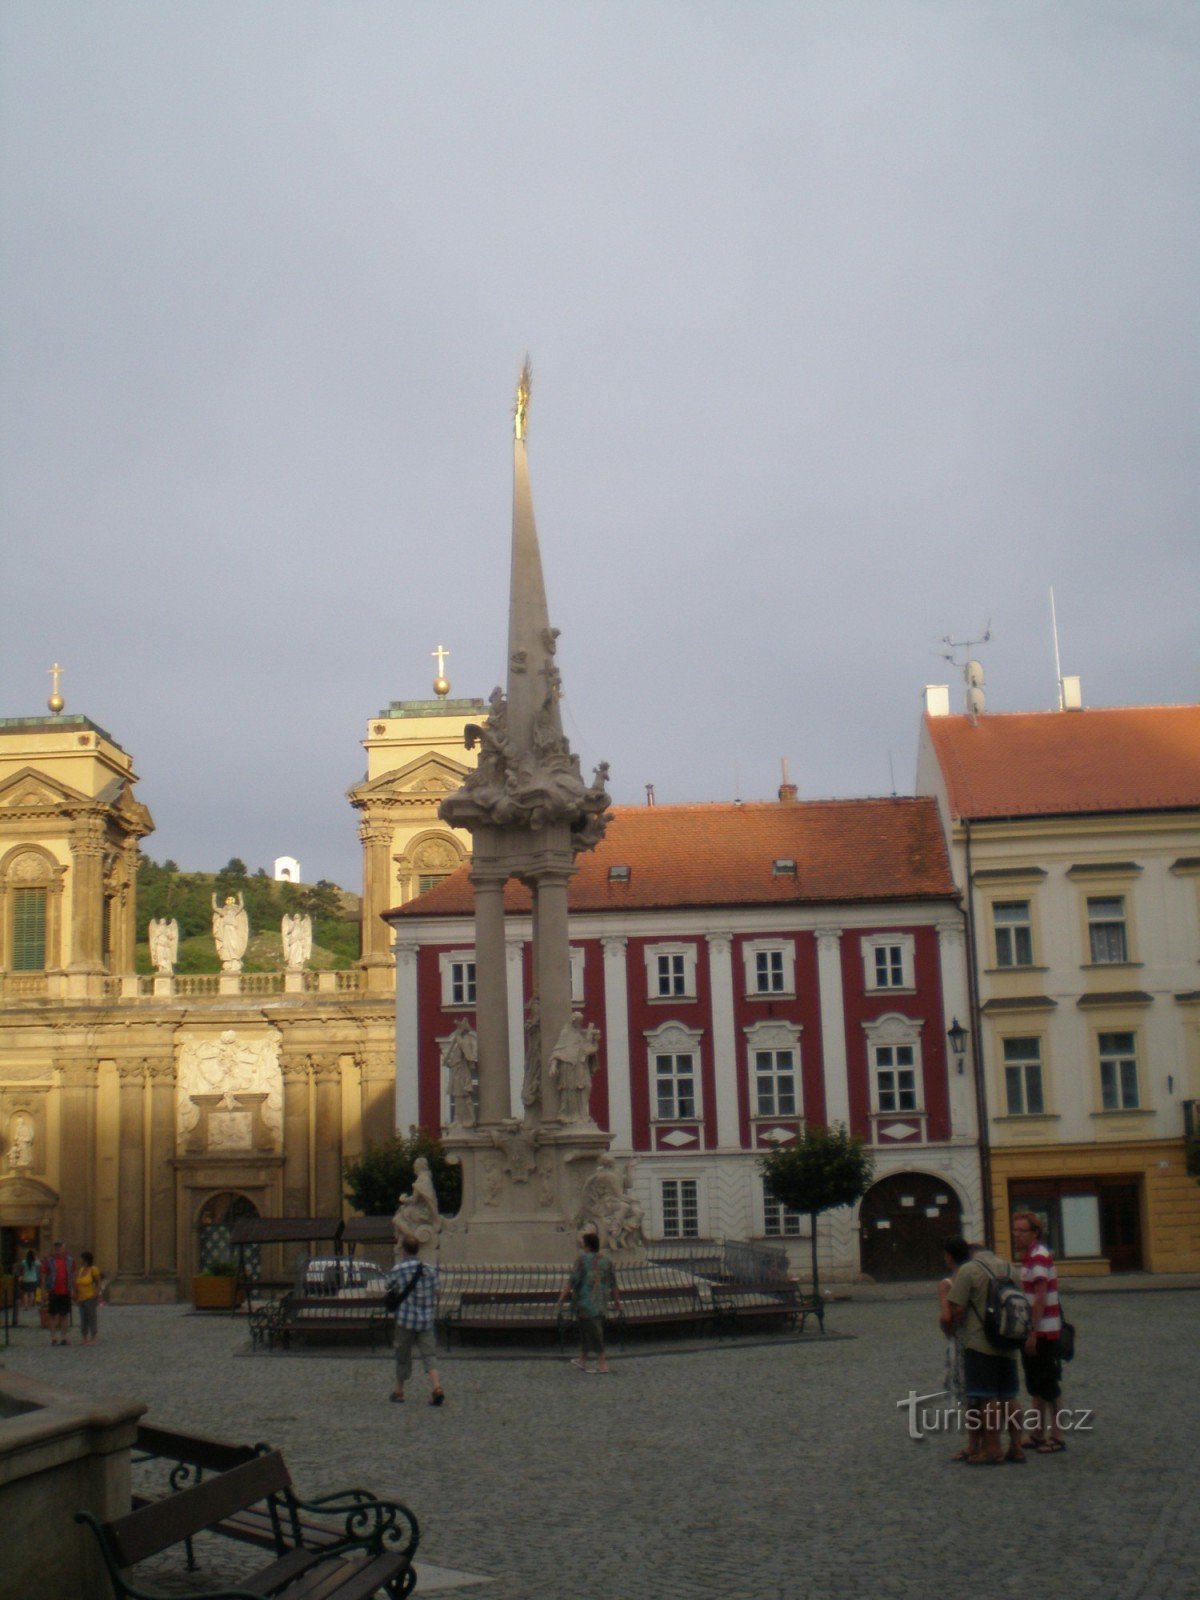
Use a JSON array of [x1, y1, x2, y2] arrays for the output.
[[358, 1051, 395, 1084], [309, 1053, 341, 1084], [814, 927, 844, 953], [116, 1059, 147, 1085], [505, 936, 526, 964], [146, 1058, 175, 1085], [705, 932, 732, 957], [59, 1058, 98, 1087], [393, 940, 420, 969], [601, 935, 628, 958], [936, 920, 965, 948], [281, 1055, 311, 1084]]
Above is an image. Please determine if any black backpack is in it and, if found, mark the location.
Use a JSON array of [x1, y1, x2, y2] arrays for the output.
[[975, 1257, 1033, 1349]]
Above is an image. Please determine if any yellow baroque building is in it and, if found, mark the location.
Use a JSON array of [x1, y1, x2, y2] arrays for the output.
[[0, 691, 478, 1299]]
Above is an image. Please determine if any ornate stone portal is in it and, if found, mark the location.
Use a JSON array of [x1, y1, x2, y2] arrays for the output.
[[436, 364, 628, 1264]]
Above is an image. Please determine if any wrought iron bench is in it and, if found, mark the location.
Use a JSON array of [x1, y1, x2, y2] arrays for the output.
[[79, 1447, 419, 1599], [710, 1281, 825, 1335], [273, 1292, 393, 1347]]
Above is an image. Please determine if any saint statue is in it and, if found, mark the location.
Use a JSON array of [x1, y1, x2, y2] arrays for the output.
[[441, 1018, 478, 1128], [7, 1112, 34, 1172], [393, 1155, 442, 1252], [547, 1012, 600, 1123], [211, 892, 249, 972], [148, 916, 179, 975], [576, 1153, 646, 1253], [520, 996, 542, 1110], [281, 912, 312, 971]]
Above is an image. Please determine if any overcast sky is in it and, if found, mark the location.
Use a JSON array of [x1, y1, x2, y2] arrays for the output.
[[3, 2, 1197, 891]]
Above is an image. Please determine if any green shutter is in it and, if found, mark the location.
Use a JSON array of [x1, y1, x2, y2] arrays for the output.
[[11, 888, 47, 971]]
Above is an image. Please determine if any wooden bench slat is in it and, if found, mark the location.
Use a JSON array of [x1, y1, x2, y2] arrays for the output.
[[281, 1551, 411, 1600], [136, 1423, 258, 1474], [108, 1451, 292, 1568]]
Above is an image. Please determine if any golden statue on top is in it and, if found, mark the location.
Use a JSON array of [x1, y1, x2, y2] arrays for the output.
[[514, 356, 532, 442]]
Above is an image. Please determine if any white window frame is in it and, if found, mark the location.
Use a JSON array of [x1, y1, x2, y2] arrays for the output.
[[743, 1019, 803, 1119], [645, 1020, 704, 1122], [438, 949, 477, 1008], [993, 900, 1035, 968], [761, 1178, 804, 1238], [742, 938, 795, 997], [1087, 896, 1130, 965], [645, 942, 698, 1001], [1098, 1030, 1140, 1111], [861, 933, 915, 993], [862, 1013, 924, 1114], [660, 1176, 702, 1239], [569, 945, 585, 1004], [1001, 1036, 1046, 1116]]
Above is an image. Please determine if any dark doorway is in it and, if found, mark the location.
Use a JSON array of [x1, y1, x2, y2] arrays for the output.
[[1099, 1185, 1143, 1271], [859, 1173, 963, 1281]]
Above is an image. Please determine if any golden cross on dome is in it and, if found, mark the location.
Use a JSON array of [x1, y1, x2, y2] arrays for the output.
[[432, 645, 449, 678]]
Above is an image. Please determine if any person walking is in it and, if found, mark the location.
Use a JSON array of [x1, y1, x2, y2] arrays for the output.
[[74, 1250, 104, 1345], [43, 1239, 75, 1345], [557, 1228, 621, 1375], [386, 1235, 444, 1406], [1012, 1211, 1066, 1453]]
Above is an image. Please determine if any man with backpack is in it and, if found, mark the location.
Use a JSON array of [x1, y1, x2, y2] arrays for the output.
[[944, 1235, 1031, 1465]]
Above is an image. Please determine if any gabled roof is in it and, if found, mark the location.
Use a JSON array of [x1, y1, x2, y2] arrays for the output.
[[923, 705, 1200, 821], [388, 797, 956, 919]]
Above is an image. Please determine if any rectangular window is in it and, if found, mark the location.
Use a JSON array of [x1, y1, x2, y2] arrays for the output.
[[450, 960, 476, 1005], [1088, 897, 1128, 964], [754, 949, 785, 994], [1002, 1037, 1045, 1115], [656, 953, 686, 998], [11, 888, 47, 972], [1099, 1032, 1139, 1110], [993, 901, 1033, 968], [873, 945, 905, 988], [763, 1180, 803, 1238], [754, 1049, 797, 1117], [661, 1178, 700, 1239], [873, 1044, 917, 1112], [655, 1053, 697, 1120]]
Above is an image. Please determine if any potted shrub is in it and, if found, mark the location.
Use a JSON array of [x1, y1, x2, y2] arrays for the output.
[[192, 1257, 240, 1310]]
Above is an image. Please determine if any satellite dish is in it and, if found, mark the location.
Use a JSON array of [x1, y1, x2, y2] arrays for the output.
[[967, 686, 986, 716], [965, 660, 985, 688]]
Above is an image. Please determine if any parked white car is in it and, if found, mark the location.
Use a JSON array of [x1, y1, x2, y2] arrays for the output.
[[295, 1256, 390, 1300]]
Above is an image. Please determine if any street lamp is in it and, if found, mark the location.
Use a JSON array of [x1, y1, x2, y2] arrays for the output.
[[947, 1017, 968, 1073]]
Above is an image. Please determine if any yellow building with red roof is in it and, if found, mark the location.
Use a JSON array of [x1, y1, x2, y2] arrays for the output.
[[917, 697, 1200, 1274]]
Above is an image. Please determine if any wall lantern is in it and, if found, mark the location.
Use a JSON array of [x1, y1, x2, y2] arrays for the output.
[[947, 1017, 968, 1073]]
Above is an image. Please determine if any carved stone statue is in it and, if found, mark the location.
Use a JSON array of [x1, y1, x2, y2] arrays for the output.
[[575, 1152, 646, 1253], [211, 893, 249, 972], [488, 1119, 542, 1184], [148, 917, 179, 975], [393, 1155, 442, 1250], [7, 1112, 34, 1172], [520, 996, 542, 1110], [548, 1012, 600, 1123], [442, 1018, 478, 1128], [176, 1028, 283, 1148], [281, 912, 312, 971]]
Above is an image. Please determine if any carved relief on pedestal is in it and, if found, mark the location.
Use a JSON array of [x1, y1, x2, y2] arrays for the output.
[[479, 1152, 504, 1207], [176, 1030, 282, 1153], [535, 1151, 556, 1209], [488, 1119, 542, 1184]]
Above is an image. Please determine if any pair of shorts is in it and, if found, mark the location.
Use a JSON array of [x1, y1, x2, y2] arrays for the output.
[[1021, 1337, 1062, 1401], [963, 1347, 1020, 1401], [46, 1292, 72, 1317]]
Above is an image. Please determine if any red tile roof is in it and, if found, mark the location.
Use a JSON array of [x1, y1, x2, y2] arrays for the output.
[[924, 705, 1200, 820], [389, 797, 956, 919]]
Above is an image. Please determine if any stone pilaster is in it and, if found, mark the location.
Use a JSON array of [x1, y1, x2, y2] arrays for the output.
[[116, 1059, 147, 1276], [281, 1054, 311, 1216], [108, 838, 140, 974], [936, 918, 974, 1139], [359, 818, 394, 974], [67, 816, 106, 973], [706, 933, 740, 1149], [506, 935, 527, 1118], [57, 1057, 98, 1248], [533, 865, 574, 1123], [311, 1054, 343, 1216], [471, 867, 511, 1125], [601, 936, 632, 1146], [815, 928, 850, 1126], [359, 1050, 396, 1149], [146, 1058, 176, 1275]]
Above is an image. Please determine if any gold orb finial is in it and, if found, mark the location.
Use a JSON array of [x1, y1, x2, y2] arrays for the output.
[[48, 662, 65, 715], [514, 356, 532, 442], [431, 644, 451, 698]]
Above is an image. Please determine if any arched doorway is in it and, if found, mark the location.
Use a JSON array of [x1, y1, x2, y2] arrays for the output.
[[196, 1192, 261, 1278], [859, 1172, 963, 1281]]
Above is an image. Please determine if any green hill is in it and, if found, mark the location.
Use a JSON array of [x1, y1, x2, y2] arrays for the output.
[[134, 856, 361, 974]]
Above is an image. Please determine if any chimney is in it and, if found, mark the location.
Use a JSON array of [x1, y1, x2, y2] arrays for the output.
[[1061, 675, 1083, 711], [924, 684, 951, 717], [778, 758, 798, 804]]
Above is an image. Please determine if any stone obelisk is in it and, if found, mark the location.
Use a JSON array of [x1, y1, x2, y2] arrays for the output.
[[437, 362, 613, 1263]]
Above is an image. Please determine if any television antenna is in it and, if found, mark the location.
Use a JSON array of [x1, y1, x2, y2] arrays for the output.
[[937, 622, 992, 719]]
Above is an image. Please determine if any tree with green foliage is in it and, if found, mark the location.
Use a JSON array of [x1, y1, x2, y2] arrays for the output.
[[343, 1129, 462, 1218], [761, 1122, 875, 1300]]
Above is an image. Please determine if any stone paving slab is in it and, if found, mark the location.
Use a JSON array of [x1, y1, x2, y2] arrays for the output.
[[4, 1290, 1197, 1600]]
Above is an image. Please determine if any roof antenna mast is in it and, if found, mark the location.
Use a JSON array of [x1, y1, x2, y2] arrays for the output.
[[1050, 587, 1064, 711], [938, 621, 992, 720]]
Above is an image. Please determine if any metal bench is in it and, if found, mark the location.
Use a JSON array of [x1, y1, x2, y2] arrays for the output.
[[274, 1292, 393, 1347], [79, 1447, 419, 1599]]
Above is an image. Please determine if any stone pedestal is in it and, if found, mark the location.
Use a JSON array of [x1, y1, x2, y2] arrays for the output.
[[438, 1122, 612, 1265], [218, 972, 241, 996], [284, 969, 305, 994], [152, 975, 174, 998]]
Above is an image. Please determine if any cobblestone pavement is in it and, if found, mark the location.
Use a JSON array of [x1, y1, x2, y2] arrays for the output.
[[4, 1290, 1197, 1600]]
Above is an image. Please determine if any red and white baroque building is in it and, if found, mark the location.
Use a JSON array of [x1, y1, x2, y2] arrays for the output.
[[388, 796, 983, 1282]]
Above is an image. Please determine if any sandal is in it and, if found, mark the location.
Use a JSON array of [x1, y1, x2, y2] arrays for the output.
[[1036, 1439, 1067, 1454], [964, 1453, 1006, 1466]]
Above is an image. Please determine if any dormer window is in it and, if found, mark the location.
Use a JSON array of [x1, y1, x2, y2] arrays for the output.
[[772, 858, 797, 877], [608, 865, 631, 883]]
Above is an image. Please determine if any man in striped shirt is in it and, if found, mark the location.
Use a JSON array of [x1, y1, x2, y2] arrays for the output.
[[1012, 1211, 1064, 1453]]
